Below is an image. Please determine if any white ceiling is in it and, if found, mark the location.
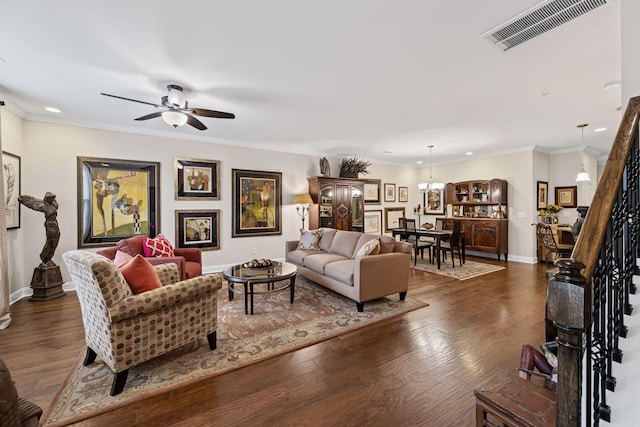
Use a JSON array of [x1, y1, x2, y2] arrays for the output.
[[0, 0, 622, 166]]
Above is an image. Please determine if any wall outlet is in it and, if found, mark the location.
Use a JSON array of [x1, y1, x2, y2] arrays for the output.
[[216, 251, 221, 257], [252, 247, 258, 254]]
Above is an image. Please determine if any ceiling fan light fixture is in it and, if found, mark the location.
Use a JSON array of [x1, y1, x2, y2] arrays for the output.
[[162, 111, 187, 128], [167, 85, 187, 108]]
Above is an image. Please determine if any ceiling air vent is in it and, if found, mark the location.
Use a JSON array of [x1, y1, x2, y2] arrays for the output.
[[481, 0, 614, 52]]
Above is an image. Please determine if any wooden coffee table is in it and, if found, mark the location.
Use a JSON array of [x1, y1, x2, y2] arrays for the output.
[[223, 261, 297, 314]]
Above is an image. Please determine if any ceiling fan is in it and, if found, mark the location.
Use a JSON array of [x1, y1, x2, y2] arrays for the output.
[[100, 84, 235, 131]]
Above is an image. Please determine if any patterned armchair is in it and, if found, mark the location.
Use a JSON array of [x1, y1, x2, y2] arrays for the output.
[[62, 250, 221, 396]]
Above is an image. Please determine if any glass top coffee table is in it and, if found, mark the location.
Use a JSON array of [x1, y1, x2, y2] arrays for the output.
[[222, 261, 297, 315]]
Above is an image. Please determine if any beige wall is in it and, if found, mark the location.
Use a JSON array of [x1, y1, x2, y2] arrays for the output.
[[6, 113, 586, 297], [1, 109, 26, 295], [417, 150, 536, 263]]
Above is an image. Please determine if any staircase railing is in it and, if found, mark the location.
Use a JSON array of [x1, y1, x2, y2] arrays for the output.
[[547, 96, 640, 426]]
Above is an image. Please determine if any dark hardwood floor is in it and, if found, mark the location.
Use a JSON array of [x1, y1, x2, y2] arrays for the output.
[[0, 257, 551, 426]]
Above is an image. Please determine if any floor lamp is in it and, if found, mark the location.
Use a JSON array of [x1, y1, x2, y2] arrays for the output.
[[293, 193, 313, 230]]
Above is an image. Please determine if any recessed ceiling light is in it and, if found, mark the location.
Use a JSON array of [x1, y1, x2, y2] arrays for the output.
[[45, 107, 61, 113], [416, 161, 423, 164], [466, 152, 473, 155], [594, 127, 607, 132]]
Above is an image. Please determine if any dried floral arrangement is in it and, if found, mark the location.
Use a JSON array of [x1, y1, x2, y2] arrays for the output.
[[338, 156, 372, 177]]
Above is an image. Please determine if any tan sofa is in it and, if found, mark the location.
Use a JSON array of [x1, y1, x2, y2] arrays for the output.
[[286, 228, 412, 312]]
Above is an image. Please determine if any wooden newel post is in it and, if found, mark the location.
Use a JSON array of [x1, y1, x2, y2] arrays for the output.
[[546, 258, 588, 427]]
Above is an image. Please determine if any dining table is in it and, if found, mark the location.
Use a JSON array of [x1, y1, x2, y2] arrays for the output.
[[390, 227, 466, 269]]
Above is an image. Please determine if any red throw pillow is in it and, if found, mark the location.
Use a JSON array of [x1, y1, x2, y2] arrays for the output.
[[113, 250, 133, 268], [143, 234, 174, 257], [119, 254, 163, 294]]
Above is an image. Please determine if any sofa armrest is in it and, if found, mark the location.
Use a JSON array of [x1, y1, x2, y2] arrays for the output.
[[354, 252, 410, 302], [109, 273, 222, 322], [286, 241, 299, 253], [174, 247, 202, 264]]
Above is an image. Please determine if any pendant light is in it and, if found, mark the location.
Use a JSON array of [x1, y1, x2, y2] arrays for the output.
[[419, 145, 444, 192], [576, 123, 591, 182]]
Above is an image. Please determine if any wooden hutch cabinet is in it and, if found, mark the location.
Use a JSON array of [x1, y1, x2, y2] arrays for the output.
[[307, 177, 364, 231], [444, 178, 508, 260]]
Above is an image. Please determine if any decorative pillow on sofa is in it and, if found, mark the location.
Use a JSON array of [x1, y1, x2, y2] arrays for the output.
[[143, 234, 174, 257], [113, 250, 133, 268], [297, 229, 323, 250], [118, 254, 163, 294], [355, 239, 380, 257]]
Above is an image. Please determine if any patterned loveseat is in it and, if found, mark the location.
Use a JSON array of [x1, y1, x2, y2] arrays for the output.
[[62, 250, 221, 395]]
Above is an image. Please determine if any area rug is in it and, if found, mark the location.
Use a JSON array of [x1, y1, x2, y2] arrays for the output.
[[411, 257, 505, 280], [42, 277, 426, 426]]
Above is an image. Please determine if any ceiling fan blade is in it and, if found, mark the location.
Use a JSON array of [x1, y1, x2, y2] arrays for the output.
[[101, 93, 162, 108], [134, 112, 163, 121], [191, 108, 235, 119], [187, 114, 207, 131]]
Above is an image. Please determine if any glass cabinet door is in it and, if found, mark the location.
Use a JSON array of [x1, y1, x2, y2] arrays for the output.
[[351, 185, 364, 231], [319, 185, 334, 228]]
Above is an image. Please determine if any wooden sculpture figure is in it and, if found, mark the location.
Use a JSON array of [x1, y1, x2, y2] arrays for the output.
[[18, 192, 60, 267]]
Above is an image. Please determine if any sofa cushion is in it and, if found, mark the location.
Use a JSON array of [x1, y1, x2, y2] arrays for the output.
[[324, 260, 355, 285], [113, 250, 133, 267], [379, 235, 396, 254], [288, 249, 324, 265], [119, 254, 164, 294], [143, 234, 175, 257], [328, 230, 361, 258], [303, 253, 349, 275], [297, 229, 323, 250], [318, 228, 337, 252], [353, 234, 381, 258], [355, 239, 380, 257]]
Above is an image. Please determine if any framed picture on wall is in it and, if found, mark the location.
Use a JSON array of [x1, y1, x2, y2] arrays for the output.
[[174, 157, 220, 200], [77, 156, 160, 248], [424, 188, 445, 214], [555, 185, 577, 208], [232, 169, 282, 237], [175, 209, 220, 250], [384, 206, 405, 232], [384, 183, 396, 202], [364, 210, 382, 234], [537, 181, 549, 210], [364, 179, 381, 204], [2, 151, 21, 229], [398, 186, 408, 202]]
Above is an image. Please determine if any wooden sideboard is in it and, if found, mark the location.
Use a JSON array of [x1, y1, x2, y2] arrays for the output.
[[443, 218, 508, 261]]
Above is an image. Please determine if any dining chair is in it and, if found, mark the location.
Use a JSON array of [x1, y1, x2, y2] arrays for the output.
[[435, 217, 445, 230], [535, 223, 574, 266], [405, 219, 433, 262], [438, 220, 463, 268]]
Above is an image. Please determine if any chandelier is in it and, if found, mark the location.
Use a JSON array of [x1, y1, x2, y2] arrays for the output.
[[419, 145, 444, 192]]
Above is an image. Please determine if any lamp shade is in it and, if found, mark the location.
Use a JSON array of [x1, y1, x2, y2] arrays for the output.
[[293, 193, 313, 205], [576, 171, 591, 182]]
